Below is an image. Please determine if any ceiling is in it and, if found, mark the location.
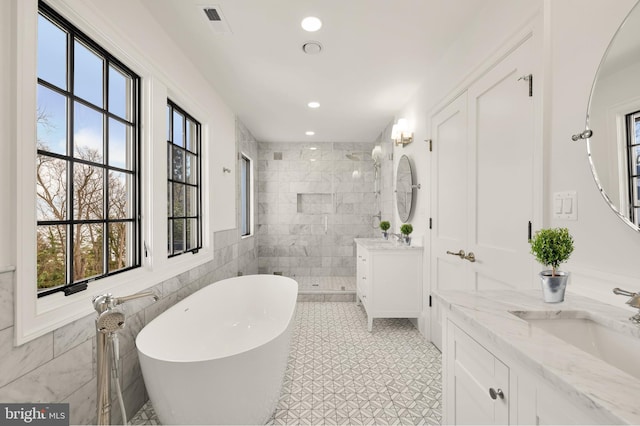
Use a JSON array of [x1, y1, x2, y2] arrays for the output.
[[140, 0, 496, 143]]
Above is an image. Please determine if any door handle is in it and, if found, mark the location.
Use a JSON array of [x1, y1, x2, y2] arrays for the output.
[[446, 250, 465, 259], [489, 387, 504, 400], [464, 252, 476, 262]]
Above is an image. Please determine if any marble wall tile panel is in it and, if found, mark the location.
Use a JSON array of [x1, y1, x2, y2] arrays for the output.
[[0, 272, 14, 331], [53, 313, 95, 357], [67, 377, 97, 425], [0, 327, 53, 388], [144, 292, 178, 324], [121, 349, 142, 390], [0, 340, 92, 403]]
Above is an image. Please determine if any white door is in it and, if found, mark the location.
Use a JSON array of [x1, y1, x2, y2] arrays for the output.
[[429, 36, 537, 349], [430, 93, 470, 349], [467, 36, 536, 290]]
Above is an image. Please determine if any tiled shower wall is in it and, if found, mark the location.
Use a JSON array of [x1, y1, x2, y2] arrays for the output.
[[0, 119, 258, 424], [257, 142, 381, 291]]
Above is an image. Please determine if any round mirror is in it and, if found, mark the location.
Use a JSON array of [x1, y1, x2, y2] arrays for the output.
[[396, 155, 414, 222], [587, 1, 640, 231]]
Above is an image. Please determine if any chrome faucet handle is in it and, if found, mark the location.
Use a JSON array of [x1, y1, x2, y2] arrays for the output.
[[93, 291, 158, 314], [114, 291, 159, 306], [613, 287, 637, 297]]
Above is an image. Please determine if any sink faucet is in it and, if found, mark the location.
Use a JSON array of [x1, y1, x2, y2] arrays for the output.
[[613, 288, 640, 324]]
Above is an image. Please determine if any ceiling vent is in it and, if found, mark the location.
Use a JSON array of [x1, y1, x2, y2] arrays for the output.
[[202, 5, 232, 34]]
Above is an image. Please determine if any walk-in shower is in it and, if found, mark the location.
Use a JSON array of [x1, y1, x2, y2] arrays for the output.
[[257, 142, 384, 293]]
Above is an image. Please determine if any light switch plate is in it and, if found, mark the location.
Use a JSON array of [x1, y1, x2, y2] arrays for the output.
[[553, 191, 577, 220]]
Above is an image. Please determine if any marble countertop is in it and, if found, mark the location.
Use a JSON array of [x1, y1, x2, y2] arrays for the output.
[[354, 238, 423, 250], [434, 289, 640, 424]]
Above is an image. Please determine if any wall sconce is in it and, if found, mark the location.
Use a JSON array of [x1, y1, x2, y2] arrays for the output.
[[391, 118, 413, 146]]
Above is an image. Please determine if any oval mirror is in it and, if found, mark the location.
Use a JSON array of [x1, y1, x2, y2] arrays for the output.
[[396, 155, 414, 222], [586, 1, 640, 231]]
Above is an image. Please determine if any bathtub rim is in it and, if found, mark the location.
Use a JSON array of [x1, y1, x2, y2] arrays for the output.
[[136, 274, 298, 363]]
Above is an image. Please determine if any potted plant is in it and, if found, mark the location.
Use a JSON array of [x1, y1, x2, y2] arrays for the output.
[[379, 221, 391, 240], [529, 227, 574, 303], [400, 223, 413, 246]]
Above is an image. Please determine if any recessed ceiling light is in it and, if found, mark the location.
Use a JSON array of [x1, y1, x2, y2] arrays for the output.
[[309, 147, 317, 150], [308, 101, 320, 109], [301, 16, 322, 32], [306, 131, 315, 136]]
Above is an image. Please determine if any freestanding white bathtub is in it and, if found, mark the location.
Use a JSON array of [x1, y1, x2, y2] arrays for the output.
[[136, 275, 298, 425]]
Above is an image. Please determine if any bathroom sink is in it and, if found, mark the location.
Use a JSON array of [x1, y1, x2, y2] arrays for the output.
[[511, 311, 640, 381]]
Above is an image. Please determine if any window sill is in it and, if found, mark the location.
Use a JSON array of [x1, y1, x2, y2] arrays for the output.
[[16, 247, 212, 346]]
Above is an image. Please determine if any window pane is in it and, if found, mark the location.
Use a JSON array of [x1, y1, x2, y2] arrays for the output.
[[241, 158, 248, 235], [633, 145, 640, 176], [186, 153, 197, 184], [74, 40, 104, 107], [72, 223, 104, 281], [74, 102, 104, 162], [186, 186, 197, 217], [37, 225, 67, 290], [186, 219, 198, 250], [186, 119, 197, 152], [109, 171, 131, 219], [172, 219, 184, 253], [37, 85, 67, 155], [172, 146, 184, 181], [108, 65, 131, 120], [36, 155, 67, 221], [108, 222, 131, 272], [173, 110, 184, 147], [74, 163, 103, 220], [108, 119, 131, 169], [37, 14, 67, 89], [172, 183, 185, 217]]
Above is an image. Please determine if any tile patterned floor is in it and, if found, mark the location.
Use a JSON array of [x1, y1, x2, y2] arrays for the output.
[[129, 302, 442, 425]]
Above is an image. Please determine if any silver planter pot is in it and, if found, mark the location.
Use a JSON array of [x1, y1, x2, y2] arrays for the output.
[[539, 270, 569, 303]]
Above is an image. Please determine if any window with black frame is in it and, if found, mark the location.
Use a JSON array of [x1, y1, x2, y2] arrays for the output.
[[240, 154, 252, 237], [36, 3, 141, 297], [167, 100, 202, 256], [626, 111, 640, 226]]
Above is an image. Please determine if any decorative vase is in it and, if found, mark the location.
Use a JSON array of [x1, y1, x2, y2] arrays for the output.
[[382, 231, 388, 240], [539, 270, 569, 303], [403, 235, 411, 246]]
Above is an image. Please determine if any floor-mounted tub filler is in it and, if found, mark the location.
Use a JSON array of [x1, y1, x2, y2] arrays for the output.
[[136, 275, 299, 425]]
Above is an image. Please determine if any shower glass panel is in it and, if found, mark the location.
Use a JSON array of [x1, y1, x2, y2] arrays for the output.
[[257, 142, 381, 292]]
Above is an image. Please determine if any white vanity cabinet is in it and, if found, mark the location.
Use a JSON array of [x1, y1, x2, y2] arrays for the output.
[[439, 291, 628, 425], [354, 238, 423, 332], [447, 322, 509, 425]]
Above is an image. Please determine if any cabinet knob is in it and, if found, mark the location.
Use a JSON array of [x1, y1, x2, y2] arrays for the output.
[[489, 388, 504, 400]]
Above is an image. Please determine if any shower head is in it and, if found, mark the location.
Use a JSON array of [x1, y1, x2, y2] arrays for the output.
[[97, 310, 125, 333]]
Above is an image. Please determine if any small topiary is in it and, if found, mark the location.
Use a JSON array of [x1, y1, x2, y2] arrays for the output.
[[400, 223, 413, 236], [379, 221, 390, 231], [529, 228, 574, 276]]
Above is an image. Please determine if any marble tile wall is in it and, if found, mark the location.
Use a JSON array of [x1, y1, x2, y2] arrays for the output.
[[0, 119, 259, 424], [257, 142, 382, 289]]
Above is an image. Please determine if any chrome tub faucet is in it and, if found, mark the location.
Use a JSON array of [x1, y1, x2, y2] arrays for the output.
[[613, 288, 640, 324]]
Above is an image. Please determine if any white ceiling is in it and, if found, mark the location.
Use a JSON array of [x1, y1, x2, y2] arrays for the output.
[[140, 0, 495, 143]]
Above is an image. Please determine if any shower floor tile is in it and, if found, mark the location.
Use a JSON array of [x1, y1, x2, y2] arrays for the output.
[[129, 302, 442, 425]]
